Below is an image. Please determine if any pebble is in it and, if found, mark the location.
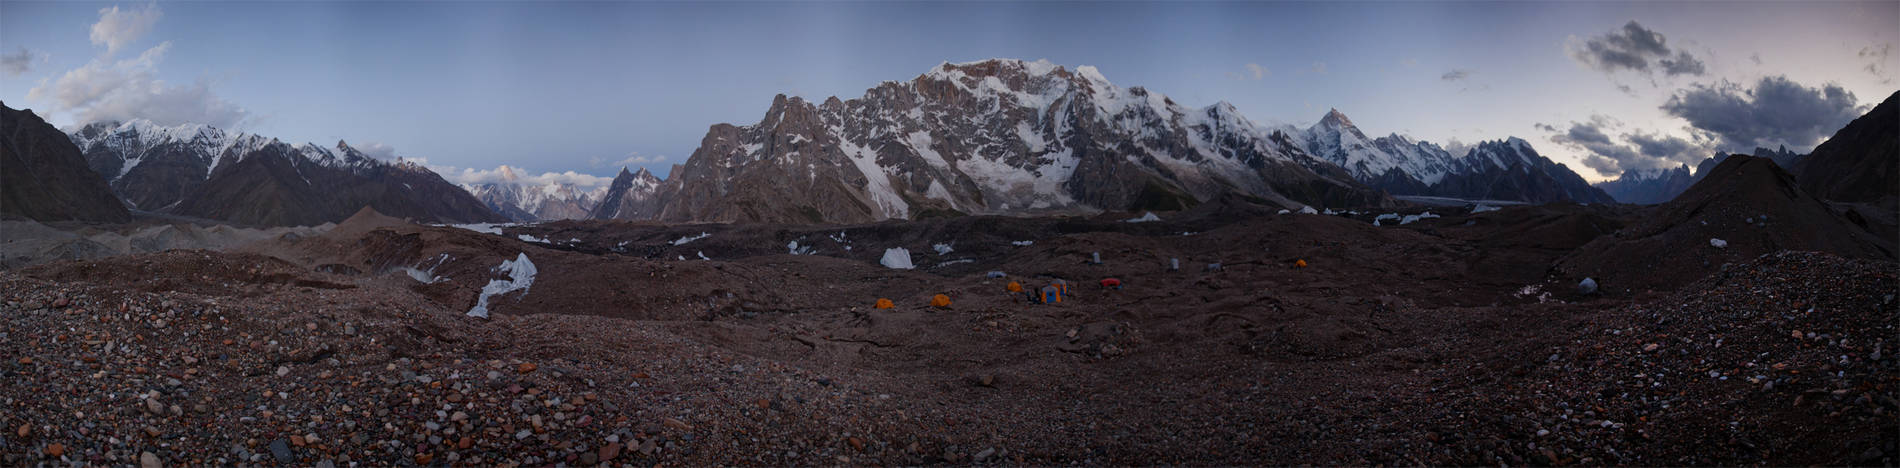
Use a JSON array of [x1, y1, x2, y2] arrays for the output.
[[140, 451, 163, 468]]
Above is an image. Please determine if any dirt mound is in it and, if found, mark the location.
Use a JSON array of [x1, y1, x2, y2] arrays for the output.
[[1556, 155, 1894, 294], [327, 206, 412, 238], [20, 250, 354, 296]]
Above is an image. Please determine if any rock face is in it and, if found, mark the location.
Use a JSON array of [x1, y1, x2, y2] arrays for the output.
[[603, 59, 1388, 224], [1791, 90, 1898, 208], [1595, 165, 1696, 205], [585, 167, 663, 221], [1293, 110, 1614, 204], [1556, 155, 1893, 293], [69, 120, 504, 227], [463, 172, 607, 222], [0, 103, 131, 223]]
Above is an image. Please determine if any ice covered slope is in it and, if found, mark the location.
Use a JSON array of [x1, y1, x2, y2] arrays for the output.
[[632, 58, 1386, 224]]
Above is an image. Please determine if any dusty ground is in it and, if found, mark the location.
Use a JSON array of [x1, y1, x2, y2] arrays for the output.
[[1, 199, 1895, 466]]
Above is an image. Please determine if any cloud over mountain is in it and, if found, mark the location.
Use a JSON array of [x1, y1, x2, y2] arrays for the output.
[[27, 3, 251, 128], [1660, 75, 1863, 151]]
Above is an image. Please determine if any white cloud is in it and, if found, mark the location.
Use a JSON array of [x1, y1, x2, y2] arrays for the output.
[[90, 3, 162, 56], [434, 164, 617, 189], [354, 141, 399, 160], [27, 41, 252, 128], [589, 152, 667, 168], [27, 3, 250, 128], [1245, 63, 1268, 80]]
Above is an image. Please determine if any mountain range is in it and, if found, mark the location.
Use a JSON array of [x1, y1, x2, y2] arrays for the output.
[[66, 118, 504, 226], [11, 61, 1885, 227], [459, 166, 608, 222], [587, 59, 1610, 223], [1296, 109, 1614, 204]]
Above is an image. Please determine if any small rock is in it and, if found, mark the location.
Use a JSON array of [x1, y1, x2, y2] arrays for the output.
[[974, 447, 996, 461], [663, 417, 694, 431], [16, 424, 28, 438], [1643, 343, 1660, 352], [44, 443, 65, 456], [269, 439, 293, 463], [140, 451, 163, 468], [1577, 278, 1598, 295], [600, 442, 623, 461], [518, 363, 537, 374]]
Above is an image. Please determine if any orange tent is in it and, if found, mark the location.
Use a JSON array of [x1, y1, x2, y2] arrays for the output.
[[1295, 259, 1308, 268], [874, 298, 894, 309], [930, 294, 952, 307], [1006, 281, 1023, 292]]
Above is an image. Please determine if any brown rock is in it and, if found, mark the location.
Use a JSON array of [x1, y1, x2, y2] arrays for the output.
[[44, 443, 65, 456], [663, 417, 694, 431], [414, 453, 433, 465], [600, 442, 623, 461], [15, 424, 27, 438], [517, 363, 537, 374], [457, 436, 473, 449], [848, 437, 865, 451]]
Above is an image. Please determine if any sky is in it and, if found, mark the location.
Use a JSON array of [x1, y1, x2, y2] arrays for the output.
[[2, 1, 1894, 187]]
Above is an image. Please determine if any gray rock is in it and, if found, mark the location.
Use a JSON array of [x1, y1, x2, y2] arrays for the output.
[[1578, 278, 1598, 295], [269, 439, 293, 463]]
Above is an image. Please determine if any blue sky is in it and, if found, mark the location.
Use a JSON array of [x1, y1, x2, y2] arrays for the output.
[[2, 1, 1894, 186]]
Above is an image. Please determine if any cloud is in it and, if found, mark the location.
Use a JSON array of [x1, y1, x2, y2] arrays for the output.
[[1441, 69, 1472, 81], [1622, 130, 1706, 166], [353, 142, 399, 160], [1658, 51, 1705, 76], [1308, 62, 1327, 74], [1861, 43, 1892, 83], [1, 47, 40, 76], [1245, 63, 1268, 80], [27, 5, 252, 128], [1543, 117, 1711, 177], [1401, 58, 1419, 67], [90, 3, 162, 56], [589, 152, 667, 168], [434, 164, 617, 189], [1567, 20, 1706, 77], [1533, 123, 1558, 132], [1749, 52, 1762, 65], [27, 41, 253, 128], [1659, 75, 1864, 151], [1547, 120, 1642, 177], [1439, 138, 1473, 157]]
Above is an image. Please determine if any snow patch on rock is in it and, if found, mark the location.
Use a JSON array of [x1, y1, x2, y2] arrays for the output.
[[881, 247, 915, 269], [467, 253, 537, 318]]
